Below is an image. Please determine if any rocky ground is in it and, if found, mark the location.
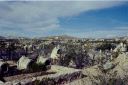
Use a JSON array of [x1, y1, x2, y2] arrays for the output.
[[1, 52, 128, 85], [67, 52, 128, 85], [1, 65, 81, 85]]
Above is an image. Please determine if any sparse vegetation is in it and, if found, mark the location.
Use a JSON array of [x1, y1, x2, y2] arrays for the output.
[[0, 36, 128, 85]]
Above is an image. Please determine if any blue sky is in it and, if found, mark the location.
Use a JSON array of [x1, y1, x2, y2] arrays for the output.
[[0, 1, 128, 38]]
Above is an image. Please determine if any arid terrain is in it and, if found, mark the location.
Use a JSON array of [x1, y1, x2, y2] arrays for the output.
[[0, 36, 128, 85], [0, 1, 127, 85]]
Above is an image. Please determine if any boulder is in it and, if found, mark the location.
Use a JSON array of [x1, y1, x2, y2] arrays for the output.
[[0, 61, 9, 74], [0, 81, 4, 84], [17, 56, 33, 70], [50, 46, 61, 60], [103, 61, 114, 70], [36, 56, 50, 65]]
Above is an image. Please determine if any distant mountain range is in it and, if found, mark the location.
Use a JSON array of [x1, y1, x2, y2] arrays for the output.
[[0, 35, 78, 40], [0, 35, 128, 40], [39, 35, 79, 40], [0, 36, 29, 40], [0, 36, 5, 39]]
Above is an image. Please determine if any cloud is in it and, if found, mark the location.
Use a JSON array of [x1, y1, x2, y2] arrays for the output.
[[0, 1, 124, 37], [115, 26, 128, 30]]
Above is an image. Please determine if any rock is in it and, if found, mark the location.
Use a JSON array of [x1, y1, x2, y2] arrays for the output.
[[4, 82, 12, 85], [0, 61, 9, 74], [69, 60, 76, 68], [109, 52, 128, 78], [82, 65, 104, 77], [50, 45, 61, 60], [12, 81, 20, 85], [0, 81, 4, 84], [20, 78, 32, 85], [114, 43, 127, 52], [17, 56, 33, 70], [103, 61, 114, 70], [36, 56, 50, 65], [82, 65, 105, 85]]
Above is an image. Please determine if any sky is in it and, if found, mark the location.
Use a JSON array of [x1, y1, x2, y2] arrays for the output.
[[0, 1, 128, 38]]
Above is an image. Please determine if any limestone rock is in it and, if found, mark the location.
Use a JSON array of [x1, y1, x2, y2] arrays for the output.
[[50, 46, 61, 60], [0, 81, 4, 85], [17, 56, 33, 70], [36, 56, 50, 65], [103, 61, 114, 70]]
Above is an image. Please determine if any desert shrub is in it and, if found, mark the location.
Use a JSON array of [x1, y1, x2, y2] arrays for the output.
[[95, 42, 115, 51], [30, 62, 48, 72], [106, 77, 125, 85], [33, 80, 41, 85], [41, 78, 56, 85], [58, 44, 90, 69], [112, 51, 120, 59]]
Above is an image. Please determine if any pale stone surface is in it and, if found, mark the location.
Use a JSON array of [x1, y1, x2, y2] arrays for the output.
[[4, 65, 81, 85], [50, 46, 60, 59], [82, 65, 104, 77], [0, 81, 4, 85], [20, 78, 33, 85], [109, 52, 128, 78], [17, 56, 32, 70], [36, 56, 50, 65], [114, 43, 127, 52], [103, 61, 114, 70], [4, 82, 12, 85], [82, 65, 105, 85], [36, 65, 81, 80]]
